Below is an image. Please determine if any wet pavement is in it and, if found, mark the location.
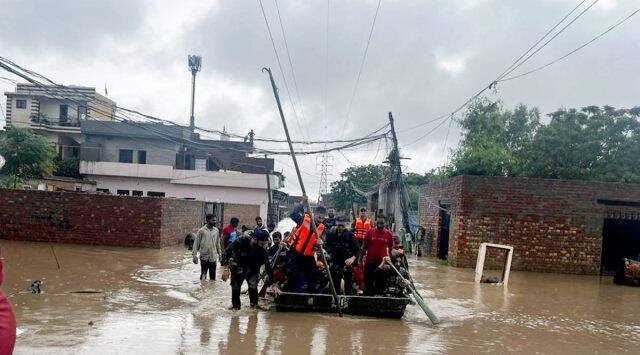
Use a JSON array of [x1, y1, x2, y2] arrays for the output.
[[1, 239, 639, 354]]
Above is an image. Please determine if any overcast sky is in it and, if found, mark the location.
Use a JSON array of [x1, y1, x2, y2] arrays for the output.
[[1, 0, 638, 198]]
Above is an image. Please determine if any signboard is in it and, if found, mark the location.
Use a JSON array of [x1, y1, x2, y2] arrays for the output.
[[0, 154, 5, 170]]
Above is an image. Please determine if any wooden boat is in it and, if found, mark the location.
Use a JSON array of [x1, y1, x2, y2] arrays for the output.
[[274, 292, 411, 319]]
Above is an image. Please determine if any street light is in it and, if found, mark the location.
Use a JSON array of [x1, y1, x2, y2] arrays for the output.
[[188, 55, 202, 132]]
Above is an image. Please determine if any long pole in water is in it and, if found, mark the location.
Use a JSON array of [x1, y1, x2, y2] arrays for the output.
[[262, 67, 343, 317], [386, 259, 439, 324]]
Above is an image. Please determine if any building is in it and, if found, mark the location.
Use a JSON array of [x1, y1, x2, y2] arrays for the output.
[[419, 175, 640, 275], [79, 121, 281, 221], [4, 83, 116, 159]]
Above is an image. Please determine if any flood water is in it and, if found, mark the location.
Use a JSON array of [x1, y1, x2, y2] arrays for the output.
[[1, 240, 639, 354]]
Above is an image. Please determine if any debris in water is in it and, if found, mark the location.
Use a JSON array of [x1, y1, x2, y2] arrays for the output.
[[480, 276, 501, 284], [27, 280, 42, 293]]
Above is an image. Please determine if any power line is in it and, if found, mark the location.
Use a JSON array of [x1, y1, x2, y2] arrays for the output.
[[273, 0, 310, 139], [498, 0, 601, 80], [342, 0, 382, 131], [495, 0, 589, 81], [402, 0, 600, 146], [257, 0, 307, 140], [0, 57, 391, 159], [501, 7, 640, 82]]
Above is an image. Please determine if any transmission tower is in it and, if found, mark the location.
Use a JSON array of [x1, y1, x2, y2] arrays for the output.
[[317, 152, 333, 204]]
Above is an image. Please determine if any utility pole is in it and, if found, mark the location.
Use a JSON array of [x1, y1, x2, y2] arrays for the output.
[[188, 55, 202, 133], [388, 112, 412, 238], [263, 67, 343, 317], [265, 154, 273, 225]]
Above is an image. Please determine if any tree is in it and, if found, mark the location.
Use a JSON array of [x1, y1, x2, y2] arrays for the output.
[[0, 127, 57, 188], [53, 157, 81, 178], [445, 99, 640, 183], [330, 164, 391, 212]]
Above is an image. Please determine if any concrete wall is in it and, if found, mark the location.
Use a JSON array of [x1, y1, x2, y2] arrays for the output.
[[0, 189, 204, 248], [419, 175, 640, 274], [84, 175, 268, 219], [82, 135, 179, 165]]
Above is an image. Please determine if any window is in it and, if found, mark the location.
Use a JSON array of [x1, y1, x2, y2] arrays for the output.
[[117, 190, 130, 196], [119, 149, 133, 163], [132, 190, 143, 197], [147, 191, 165, 197], [97, 188, 110, 194], [77, 105, 87, 120], [59, 104, 68, 121], [16, 99, 27, 109], [138, 150, 147, 164]]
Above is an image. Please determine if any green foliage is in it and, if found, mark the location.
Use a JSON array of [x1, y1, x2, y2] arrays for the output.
[[0, 126, 57, 187], [330, 164, 391, 212], [445, 100, 640, 183], [330, 165, 438, 211], [53, 157, 81, 178]]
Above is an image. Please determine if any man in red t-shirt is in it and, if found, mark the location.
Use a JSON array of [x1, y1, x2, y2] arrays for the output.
[[0, 249, 16, 355], [361, 217, 395, 295], [221, 217, 239, 250]]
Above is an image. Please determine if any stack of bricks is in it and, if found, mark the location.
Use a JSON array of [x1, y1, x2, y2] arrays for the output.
[[0, 189, 204, 248], [419, 175, 640, 275]]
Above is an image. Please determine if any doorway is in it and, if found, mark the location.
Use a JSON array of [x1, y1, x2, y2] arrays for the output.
[[437, 205, 451, 260], [601, 218, 640, 275]]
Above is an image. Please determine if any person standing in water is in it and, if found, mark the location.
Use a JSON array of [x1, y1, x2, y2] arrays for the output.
[[193, 214, 222, 281]]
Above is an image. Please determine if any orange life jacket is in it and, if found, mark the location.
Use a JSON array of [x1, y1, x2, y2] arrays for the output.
[[288, 213, 326, 257], [354, 218, 372, 240]]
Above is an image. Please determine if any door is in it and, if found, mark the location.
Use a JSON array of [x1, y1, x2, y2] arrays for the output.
[[601, 218, 640, 275], [438, 205, 451, 260]]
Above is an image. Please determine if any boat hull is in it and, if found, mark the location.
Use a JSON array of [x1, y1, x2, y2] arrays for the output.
[[274, 292, 411, 319]]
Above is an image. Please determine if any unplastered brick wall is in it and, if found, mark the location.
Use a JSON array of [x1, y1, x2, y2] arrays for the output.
[[419, 175, 640, 274], [223, 203, 260, 229], [0, 189, 203, 248], [160, 198, 204, 248]]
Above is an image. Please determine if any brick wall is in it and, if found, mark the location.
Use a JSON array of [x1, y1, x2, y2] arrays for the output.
[[160, 198, 205, 248], [0, 189, 203, 248], [419, 176, 640, 274], [223, 203, 261, 229]]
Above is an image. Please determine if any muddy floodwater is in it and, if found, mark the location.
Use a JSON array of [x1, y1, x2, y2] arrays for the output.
[[1, 240, 639, 354]]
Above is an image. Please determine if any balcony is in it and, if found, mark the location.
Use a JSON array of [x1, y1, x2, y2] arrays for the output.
[[30, 114, 81, 127]]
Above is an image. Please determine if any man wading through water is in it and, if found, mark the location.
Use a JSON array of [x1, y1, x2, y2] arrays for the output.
[[221, 229, 272, 310], [192, 214, 222, 281]]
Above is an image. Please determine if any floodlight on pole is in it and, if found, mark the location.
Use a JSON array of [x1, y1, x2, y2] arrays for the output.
[[188, 55, 202, 132]]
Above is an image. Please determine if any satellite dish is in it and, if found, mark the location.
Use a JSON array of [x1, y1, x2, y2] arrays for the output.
[[0, 154, 5, 170]]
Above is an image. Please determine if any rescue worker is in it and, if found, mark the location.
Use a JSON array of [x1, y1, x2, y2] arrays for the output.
[[0, 248, 16, 354], [192, 214, 222, 281], [324, 221, 360, 294], [373, 250, 411, 297], [221, 229, 272, 310], [353, 208, 373, 246], [361, 216, 395, 295], [286, 197, 327, 292]]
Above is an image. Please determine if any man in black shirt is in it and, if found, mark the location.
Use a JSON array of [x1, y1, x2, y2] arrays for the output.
[[324, 221, 360, 295], [221, 229, 272, 310]]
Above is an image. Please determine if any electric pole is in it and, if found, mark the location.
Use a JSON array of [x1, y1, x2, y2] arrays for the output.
[[265, 154, 273, 224], [388, 112, 412, 237], [188, 55, 202, 132]]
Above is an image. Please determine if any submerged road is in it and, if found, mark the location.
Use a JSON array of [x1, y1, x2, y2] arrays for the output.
[[1, 240, 639, 354]]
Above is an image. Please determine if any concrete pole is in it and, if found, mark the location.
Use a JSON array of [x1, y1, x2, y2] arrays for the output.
[[189, 70, 197, 132]]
